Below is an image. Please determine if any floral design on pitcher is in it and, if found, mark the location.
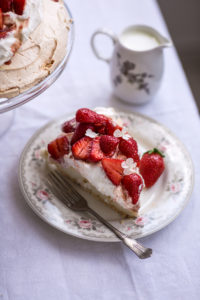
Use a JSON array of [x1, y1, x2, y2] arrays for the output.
[[114, 52, 154, 94]]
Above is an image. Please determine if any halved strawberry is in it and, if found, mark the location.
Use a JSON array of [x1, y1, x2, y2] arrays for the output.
[[139, 148, 165, 188], [13, 0, 26, 15], [71, 123, 95, 145], [101, 158, 124, 186], [48, 136, 69, 160], [106, 119, 122, 136], [0, 8, 3, 30], [0, 0, 13, 12], [62, 118, 76, 133], [71, 137, 93, 161], [100, 135, 119, 156], [89, 137, 105, 162], [119, 138, 140, 164], [122, 173, 143, 204]]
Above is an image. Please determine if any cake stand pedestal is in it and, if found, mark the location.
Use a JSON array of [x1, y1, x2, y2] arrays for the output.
[[0, 2, 73, 137]]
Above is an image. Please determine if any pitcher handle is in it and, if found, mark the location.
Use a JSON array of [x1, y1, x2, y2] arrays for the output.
[[91, 28, 118, 64]]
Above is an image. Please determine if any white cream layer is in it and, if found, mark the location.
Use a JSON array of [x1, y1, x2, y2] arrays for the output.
[[62, 155, 138, 212]]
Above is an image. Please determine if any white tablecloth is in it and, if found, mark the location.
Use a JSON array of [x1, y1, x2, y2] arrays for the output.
[[1, 0, 200, 299]]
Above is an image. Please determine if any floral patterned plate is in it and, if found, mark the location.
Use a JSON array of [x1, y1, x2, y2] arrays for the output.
[[18, 108, 194, 242]]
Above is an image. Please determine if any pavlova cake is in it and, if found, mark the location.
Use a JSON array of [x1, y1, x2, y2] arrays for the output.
[[0, 0, 71, 98], [45, 107, 165, 217]]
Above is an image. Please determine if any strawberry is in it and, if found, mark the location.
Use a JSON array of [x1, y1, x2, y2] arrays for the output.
[[0, 0, 13, 12], [119, 138, 140, 163], [76, 108, 98, 123], [101, 158, 124, 186], [48, 136, 69, 160], [89, 137, 105, 162], [100, 135, 119, 156], [139, 148, 165, 188], [94, 114, 108, 126], [106, 119, 122, 136], [71, 136, 93, 161], [0, 8, 3, 30], [71, 123, 94, 145], [94, 114, 109, 134], [76, 108, 109, 126], [62, 118, 76, 133], [13, 0, 26, 15], [94, 124, 106, 134], [0, 30, 8, 39], [122, 173, 143, 204]]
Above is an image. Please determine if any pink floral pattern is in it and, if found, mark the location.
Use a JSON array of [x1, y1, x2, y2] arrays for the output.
[[34, 149, 41, 159], [36, 190, 49, 201], [134, 216, 148, 227], [157, 138, 170, 153], [170, 183, 181, 194], [79, 220, 92, 229]]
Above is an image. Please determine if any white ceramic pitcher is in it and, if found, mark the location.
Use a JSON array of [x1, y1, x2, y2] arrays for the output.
[[91, 25, 172, 105]]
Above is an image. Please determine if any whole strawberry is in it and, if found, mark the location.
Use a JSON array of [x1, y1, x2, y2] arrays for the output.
[[100, 135, 119, 156], [139, 148, 165, 188], [119, 137, 140, 164]]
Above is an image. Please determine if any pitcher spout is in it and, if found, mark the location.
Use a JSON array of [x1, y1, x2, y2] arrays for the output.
[[158, 34, 172, 48]]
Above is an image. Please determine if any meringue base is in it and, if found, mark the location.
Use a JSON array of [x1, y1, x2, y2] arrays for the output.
[[0, 0, 71, 99]]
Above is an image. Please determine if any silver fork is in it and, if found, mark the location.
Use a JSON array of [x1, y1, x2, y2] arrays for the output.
[[45, 168, 152, 259]]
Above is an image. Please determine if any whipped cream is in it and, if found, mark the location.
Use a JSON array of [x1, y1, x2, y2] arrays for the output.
[[61, 155, 138, 211], [0, 0, 42, 66]]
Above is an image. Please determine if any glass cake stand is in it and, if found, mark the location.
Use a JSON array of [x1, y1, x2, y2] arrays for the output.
[[0, 2, 74, 137]]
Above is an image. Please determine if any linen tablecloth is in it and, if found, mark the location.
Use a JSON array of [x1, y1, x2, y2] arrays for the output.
[[1, 0, 200, 299]]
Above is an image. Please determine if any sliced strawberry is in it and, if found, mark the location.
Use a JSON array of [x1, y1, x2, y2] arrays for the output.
[[119, 138, 140, 164], [101, 158, 124, 186], [0, 8, 3, 30], [106, 119, 122, 136], [71, 123, 95, 145], [139, 148, 165, 188], [13, 0, 26, 15], [89, 137, 105, 162], [62, 118, 76, 133], [122, 173, 143, 204], [48, 136, 69, 160], [48, 140, 60, 160], [56, 136, 69, 154], [0, 0, 13, 12], [100, 135, 119, 156], [71, 137, 93, 161]]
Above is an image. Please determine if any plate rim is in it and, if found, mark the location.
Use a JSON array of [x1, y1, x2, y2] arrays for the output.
[[18, 107, 195, 242]]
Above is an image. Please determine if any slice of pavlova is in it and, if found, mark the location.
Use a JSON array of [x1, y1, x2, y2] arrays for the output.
[[43, 107, 165, 217]]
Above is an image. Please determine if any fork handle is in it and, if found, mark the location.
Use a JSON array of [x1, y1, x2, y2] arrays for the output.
[[87, 207, 152, 259]]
